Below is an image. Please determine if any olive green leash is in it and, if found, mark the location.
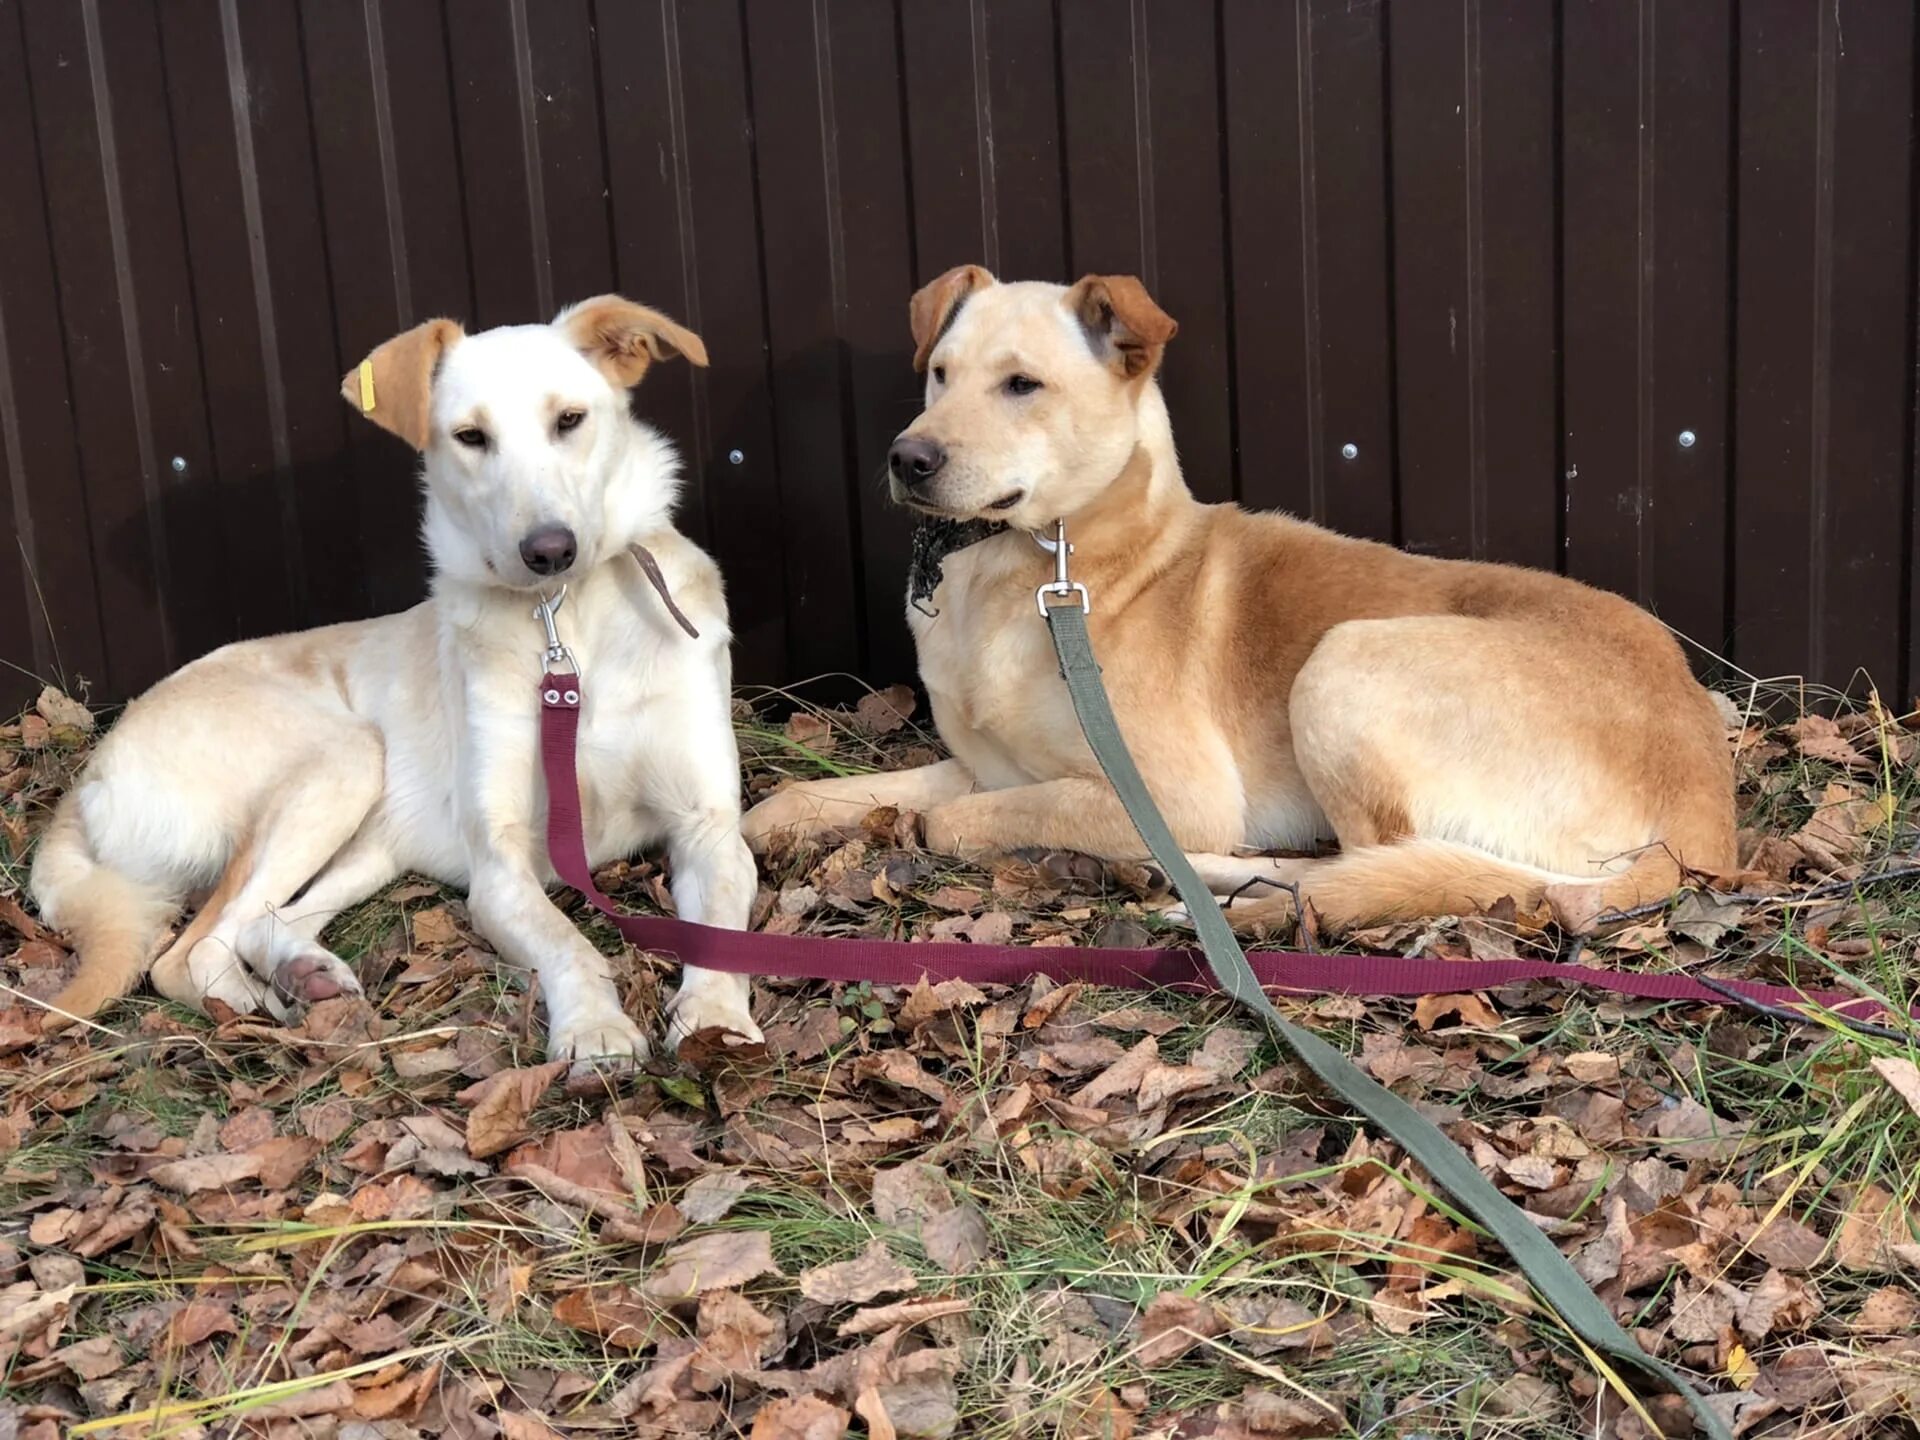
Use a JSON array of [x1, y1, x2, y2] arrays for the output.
[[1034, 524, 1726, 1440]]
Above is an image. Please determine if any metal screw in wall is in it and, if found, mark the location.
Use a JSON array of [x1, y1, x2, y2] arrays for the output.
[[1340, 443, 1358, 461], [1677, 430, 1697, 449], [728, 449, 745, 465], [171, 456, 188, 474]]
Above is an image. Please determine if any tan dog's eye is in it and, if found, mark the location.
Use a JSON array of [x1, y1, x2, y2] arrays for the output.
[[556, 408, 586, 435], [932, 366, 946, 385], [1005, 374, 1042, 397], [453, 427, 487, 449]]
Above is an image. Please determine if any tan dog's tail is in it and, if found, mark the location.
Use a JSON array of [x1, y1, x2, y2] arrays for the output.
[[29, 803, 177, 1030], [1297, 838, 1686, 935]]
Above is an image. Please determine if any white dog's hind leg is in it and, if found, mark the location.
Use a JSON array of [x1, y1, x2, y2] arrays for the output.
[[233, 831, 398, 1007], [151, 728, 385, 1018], [661, 805, 762, 1048]]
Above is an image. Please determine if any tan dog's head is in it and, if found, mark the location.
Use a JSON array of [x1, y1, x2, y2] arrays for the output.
[[341, 296, 706, 591], [888, 267, 1176, 527]]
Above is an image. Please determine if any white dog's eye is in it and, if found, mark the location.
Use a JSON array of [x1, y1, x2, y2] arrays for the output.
[[1005, 374, 1042, 397], [452, 427, 487, 449], [931, 366, 946, 385], [556, 408, 586, 435]]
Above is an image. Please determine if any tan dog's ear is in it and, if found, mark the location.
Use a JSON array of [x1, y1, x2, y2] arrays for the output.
[[340, 318, 464, 450], [1064, 274, 1178, 379], [909, 264, 994, 373], [559, 295, 709, 388]]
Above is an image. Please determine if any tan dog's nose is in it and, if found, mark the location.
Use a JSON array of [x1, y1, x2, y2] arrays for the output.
[[888, 436, 946, 488]]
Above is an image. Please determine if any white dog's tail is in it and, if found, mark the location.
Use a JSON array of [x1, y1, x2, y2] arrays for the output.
[[29, 802, 176, 1029]]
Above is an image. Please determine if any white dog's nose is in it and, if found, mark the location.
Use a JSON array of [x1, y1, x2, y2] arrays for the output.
[[520, 525, 577, 576]]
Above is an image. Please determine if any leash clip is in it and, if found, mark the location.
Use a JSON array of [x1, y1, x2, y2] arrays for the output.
[[1034, 518, 1090, 617], [533, 586, 579, 675]]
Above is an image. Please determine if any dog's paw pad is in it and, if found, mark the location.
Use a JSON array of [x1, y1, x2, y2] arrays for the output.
[[272, 949, 363, 1006]]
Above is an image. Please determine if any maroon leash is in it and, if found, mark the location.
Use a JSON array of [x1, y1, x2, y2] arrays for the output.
[[537, 677, 1883, 1024]]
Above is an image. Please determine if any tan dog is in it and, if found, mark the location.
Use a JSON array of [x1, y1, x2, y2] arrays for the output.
[[742, 267, 1735, 932], [31, 297, 760, 1063]]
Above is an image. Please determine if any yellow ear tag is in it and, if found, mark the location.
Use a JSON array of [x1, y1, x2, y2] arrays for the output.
[[358, 359, 376, 413]]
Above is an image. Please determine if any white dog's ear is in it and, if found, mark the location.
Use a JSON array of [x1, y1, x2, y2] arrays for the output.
[[1064, 274, 1178, 379], [558, 296, 709, 387], [340, 318, 464, 450], [909, 264, 994, 373]]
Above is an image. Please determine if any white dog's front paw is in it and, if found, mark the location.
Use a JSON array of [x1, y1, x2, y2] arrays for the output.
[[548, 1008, 650, 1072], [666, 976, 762, 1053]]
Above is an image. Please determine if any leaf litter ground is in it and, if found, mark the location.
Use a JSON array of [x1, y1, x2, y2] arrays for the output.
[[1, 678, 1918, 1438]]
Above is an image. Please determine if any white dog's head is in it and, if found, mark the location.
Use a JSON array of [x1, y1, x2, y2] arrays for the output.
[[887, 267, 1177, 529], [341, 297, 707, 590]]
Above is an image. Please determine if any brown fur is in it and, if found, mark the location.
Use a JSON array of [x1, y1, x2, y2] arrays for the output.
[[563, 295, 710, 387], [339, 317, 464, 450], [744, 269, 1735, 935]]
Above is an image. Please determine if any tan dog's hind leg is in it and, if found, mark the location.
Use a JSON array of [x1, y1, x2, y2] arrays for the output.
[[742, 759, 976, 852], [1209, 615, 1729, 935]]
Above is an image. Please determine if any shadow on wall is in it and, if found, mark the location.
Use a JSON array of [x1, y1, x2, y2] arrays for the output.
[[93, 455, 430, 708]]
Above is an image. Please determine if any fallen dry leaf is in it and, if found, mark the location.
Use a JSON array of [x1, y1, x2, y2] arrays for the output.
[[1563, 1050, 1621, 1084], [1836, 1185, 1919, 1273], [148, 1152, 262, 1194], [836, 1295, 971, 1338], [1787, 714, 1866, 767], [35, 687, 94, 734], [693, 1287, 779, 1386], [1870, 1056, 1920, 1120], [680, 1169, 754, 1224], [349, 1362, 440, 1421], [921, 1204, 990, 1274], [1413, 992, 1501, 1031], [799, 1239, 918, 1305], [871, 1162, 953, 1236], [1849, 1287, 1920, 1334], [0, 1282, 74, 1343], [1136, 1291, 1225, 1367], [643, 1230, 781, 1301], [752, 1395, 852, 1440], [458, 1060, 568, 1159], [553, 1285, 662, 1349]]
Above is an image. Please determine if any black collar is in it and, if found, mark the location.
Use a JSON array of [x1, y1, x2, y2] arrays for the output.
[[906, 516, 1007, 614]]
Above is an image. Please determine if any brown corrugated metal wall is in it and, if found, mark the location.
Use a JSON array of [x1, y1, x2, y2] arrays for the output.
[[2, 0, 1916, 713]]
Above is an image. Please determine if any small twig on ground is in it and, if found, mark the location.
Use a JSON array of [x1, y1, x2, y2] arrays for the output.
[[1592, 857, 1920, 930], [1691, 973, 1908, 1043]]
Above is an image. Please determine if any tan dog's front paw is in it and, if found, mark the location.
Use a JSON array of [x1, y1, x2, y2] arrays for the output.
[[922, 800, 988, 859], [1168, 888, 1297, 936], [741, 786, 825, 854]]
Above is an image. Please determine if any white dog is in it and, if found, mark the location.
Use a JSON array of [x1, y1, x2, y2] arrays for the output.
[[29, 297, 761, 1064]]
